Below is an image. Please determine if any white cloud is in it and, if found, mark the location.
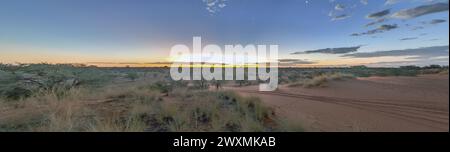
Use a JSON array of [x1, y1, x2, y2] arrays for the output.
[[202, 0, 228, 14], [335, 4, 345, 11], [385, 0, 405, 5], [361, 0, 369, 5]]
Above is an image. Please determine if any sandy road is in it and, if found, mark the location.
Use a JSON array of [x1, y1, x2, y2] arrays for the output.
[[239, 90, 448, 130], [226, 75, 449, 132]]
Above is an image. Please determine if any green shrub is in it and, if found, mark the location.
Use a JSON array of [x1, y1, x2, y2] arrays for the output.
[[126, 72, 139, 81], [2, 86, 32, 100]]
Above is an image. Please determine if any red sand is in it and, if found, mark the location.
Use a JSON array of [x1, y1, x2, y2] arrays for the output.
[[227, 74, 449, 132]]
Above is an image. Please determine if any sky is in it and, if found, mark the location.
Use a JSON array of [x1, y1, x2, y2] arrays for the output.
[[0, 0, 449, 67]]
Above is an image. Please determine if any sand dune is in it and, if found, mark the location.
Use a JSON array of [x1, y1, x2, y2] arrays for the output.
[[227, 74, 449, 132]]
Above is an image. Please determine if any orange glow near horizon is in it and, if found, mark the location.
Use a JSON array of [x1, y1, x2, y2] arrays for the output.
[[0, 44, 430, 68], [1, 53, 420, 68]]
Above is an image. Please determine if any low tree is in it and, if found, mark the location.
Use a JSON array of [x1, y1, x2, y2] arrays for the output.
[[211, 80, 226, 90], [126, 72, 139, 81]]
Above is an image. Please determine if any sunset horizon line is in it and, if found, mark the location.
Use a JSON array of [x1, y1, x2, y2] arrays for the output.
[[1, 61, 448, 68]]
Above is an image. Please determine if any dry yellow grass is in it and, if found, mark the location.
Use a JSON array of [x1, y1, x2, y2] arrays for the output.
[[0, 81, 289, 132]]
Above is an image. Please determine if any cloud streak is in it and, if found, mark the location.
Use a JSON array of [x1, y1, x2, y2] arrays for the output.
[[342, 45, 449, 59], [367, 9, 391, 19], [352, 24, 398, 36], [278, 59, 316, 65], [429, 19, 447, 24], [331, 14, 351, 21], [365, 18, 388, 27], [391, 2, 449, 19], [292, 45, 363, 54], [400, 37, 419, 41]]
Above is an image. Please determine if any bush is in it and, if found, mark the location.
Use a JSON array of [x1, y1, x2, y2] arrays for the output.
[[0, 64, 118, 100], [126, 72, 139, 81], [288, 73, 354, 88], [131, 90, 278, 132], [2, 86, 32, 100], [147, 80, 188, 96]]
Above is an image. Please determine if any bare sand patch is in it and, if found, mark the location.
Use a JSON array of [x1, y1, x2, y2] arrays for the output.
[[226, 74, 449, 132]]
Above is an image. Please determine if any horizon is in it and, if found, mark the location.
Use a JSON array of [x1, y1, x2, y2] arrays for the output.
[[1, 0, 449, 67], [1, 61, 448, 68]]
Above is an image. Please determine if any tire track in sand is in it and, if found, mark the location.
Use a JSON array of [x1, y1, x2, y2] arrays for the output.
[[239, 90, 449, 131]]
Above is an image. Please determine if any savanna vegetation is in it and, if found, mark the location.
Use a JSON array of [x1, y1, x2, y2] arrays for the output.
[[279, 65, 449, 88], [0, 63, 447, 131], [0, 63, 302, 132]]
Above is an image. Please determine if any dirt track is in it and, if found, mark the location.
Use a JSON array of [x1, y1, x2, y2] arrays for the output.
[[227, 75, 449, 132]]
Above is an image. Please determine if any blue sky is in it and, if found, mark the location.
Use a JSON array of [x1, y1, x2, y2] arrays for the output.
[[0, 0, 448, 67]]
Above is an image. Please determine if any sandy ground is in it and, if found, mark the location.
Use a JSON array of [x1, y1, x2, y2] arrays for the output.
[[225, 74, 449, 132]]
